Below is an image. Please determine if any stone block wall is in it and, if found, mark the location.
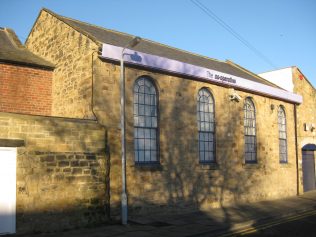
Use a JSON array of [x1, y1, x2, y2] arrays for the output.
[[0, 112, 108, 234], [0, 63, 52, 116], [292, 67, 316, 194], [94, 61, 298, 217], [23, 8, 302, 219], [26, 10, 99, 119]]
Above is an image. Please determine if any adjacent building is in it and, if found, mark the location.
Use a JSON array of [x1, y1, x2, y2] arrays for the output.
[[259, 67, 316, 193], [0, 27, 107, 235]]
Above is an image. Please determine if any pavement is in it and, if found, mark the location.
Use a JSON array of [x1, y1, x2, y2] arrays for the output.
[[19, 191, 316, 237]]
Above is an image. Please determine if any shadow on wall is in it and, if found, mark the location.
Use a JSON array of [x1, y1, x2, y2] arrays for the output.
[[119, 70, 262, 223], [7, 115, 110, 234], [87, 58, 263, 230]]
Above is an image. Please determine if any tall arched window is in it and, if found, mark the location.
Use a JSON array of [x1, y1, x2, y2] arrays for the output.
[[197, 88, 215, 163], [133, 76, 158, 164], [244, 98, 257, 163], [278, 106, 287, 163]]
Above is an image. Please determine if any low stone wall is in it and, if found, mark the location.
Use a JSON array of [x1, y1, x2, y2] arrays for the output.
[[0, 112, 108, 234]]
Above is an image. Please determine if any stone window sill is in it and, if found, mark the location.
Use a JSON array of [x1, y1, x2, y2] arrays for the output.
[[199, 163, 219, 170], [242, 163, 261, 169], [279, 162, 292, 168], [132, 163, 163, 171]]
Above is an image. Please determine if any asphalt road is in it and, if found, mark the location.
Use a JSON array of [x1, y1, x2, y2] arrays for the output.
[[226, 210, 316, 237]]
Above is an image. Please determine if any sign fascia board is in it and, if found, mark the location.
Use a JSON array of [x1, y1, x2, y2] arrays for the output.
[[101, 43, 302, 104]]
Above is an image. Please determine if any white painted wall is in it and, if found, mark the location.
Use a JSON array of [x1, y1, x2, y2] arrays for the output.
[[0, 147, 16, 235], [259, 67, 294, 92]]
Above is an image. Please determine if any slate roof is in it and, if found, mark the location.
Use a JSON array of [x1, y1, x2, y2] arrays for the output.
[[33, 9, 278, 87], [0, 27, 54, 69]]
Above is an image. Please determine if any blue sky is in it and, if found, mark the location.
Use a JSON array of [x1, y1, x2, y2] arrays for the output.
[[1, 0, 316, 87]]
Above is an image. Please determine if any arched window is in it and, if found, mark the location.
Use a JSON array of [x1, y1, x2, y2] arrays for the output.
[[278, 106, 287, 163], [197, 88, 215, 163], [133, 76, 158, 164], [244, 98, 257, 163]]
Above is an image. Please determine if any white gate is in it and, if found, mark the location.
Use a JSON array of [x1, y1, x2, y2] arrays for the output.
[[0, 147, 16, 235]]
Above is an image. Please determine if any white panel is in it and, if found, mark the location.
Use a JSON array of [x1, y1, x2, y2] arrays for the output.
[[0, 148, 16, 235], [259, 68, 294, 92], [101, 44, 302, 104]]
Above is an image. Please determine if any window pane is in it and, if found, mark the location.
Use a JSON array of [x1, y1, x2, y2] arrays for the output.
[[134, 77, 159, 164], [198, 131, 215, 163], [197, 88, 216, 163], [244, 98, 257, 163], [278, 107, 287, 163]]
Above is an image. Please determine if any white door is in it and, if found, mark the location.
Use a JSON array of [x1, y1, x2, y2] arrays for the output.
[[0, 147, 16, 235]]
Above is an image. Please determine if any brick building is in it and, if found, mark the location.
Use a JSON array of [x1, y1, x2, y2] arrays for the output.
[[0, 8, 315, 235], [0, 27, 107, 235], [0, 27, 53, 115]]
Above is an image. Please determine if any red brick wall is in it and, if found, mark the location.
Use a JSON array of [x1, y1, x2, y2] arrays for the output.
[[0, 63, 53, 115]]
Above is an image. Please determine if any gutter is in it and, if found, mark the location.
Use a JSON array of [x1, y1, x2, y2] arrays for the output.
[[294, 104, 300, 195], [0, 60, 55, 71], [91, 50, 111, 219]]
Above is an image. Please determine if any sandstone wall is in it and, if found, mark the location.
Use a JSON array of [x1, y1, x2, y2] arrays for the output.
[[93, 60, 298, 216], [26, 11, 99, 119], [25, 9, 301, 219], [0, 112, 108, 233], [292, 67, 316, 194]]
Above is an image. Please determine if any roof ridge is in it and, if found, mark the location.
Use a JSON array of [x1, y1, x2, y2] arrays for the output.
[[42, 8, 224, 64], [41, 8, 100, 44], [3, 28, 24, 49]]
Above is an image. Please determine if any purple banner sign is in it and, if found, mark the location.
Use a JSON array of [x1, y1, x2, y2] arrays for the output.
[[101, 43, 302, 104]]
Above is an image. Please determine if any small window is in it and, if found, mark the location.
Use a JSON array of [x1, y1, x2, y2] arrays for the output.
[[133, 76, 159, 164], [244, 98, 257, 163], [278, 106, 287, 163], [197, 88, 216, 163]]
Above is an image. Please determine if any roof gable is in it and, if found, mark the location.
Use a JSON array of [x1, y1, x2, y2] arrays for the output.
[[0, 27, 54, 69], [38, 8, 278, 88]]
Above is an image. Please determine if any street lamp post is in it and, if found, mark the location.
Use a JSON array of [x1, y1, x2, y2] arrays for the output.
[[120, 36, 141, 225]]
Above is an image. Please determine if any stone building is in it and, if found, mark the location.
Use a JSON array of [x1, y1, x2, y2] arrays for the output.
[[25, 7, 305, 217], [0, 27, 108, 235], [1, 7, 314, 235], [260, 67, 316, 194]]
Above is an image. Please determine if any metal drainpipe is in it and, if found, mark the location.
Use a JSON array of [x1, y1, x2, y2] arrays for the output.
[[294, 104, 300, 196]]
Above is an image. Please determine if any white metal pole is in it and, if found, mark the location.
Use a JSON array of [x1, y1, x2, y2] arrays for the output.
[[120, 50, 128, 225], [120, 37, 141, 225]]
